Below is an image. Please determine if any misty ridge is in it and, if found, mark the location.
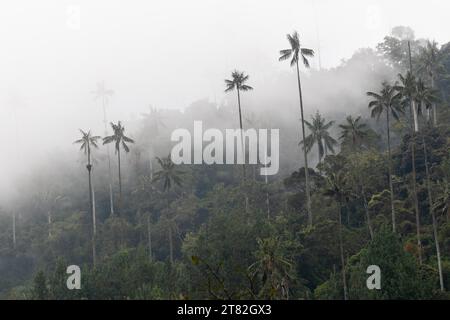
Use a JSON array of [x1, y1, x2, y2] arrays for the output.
[[1, 0, 450, 300], [1, 39, 398, 208]]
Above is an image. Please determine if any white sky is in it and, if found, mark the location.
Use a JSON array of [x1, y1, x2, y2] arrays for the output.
[[0, 0, 449, 199]]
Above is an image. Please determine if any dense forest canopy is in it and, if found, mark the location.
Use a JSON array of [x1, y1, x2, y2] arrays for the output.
[[1, 26, 450, 300]]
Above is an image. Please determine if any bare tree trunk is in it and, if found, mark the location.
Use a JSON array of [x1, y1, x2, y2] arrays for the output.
[[296, 61, 312, 227], [431, 76, 437, 127], [117, 148, 122, 215], [149, 147, 154, 180], [12, 211, 16, 249], [237, 88, 249, 213], [412, 101, 419, 132], [47, 210, 52, 238], [386, 111, 396, 233], [338, 200, 348, 300], [87, 146, 96, 266], [361, 188, 374, 240], [410, 104, 422, 265], [422, 134, 444, 291], [408, 40, 422, 263], [103, 98, 115, 216], [169, 225, 174, 264], [148, 216, 153, 262], [237, 88, 246, 180]]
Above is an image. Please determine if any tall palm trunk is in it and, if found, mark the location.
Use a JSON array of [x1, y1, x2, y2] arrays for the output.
[[408, 41, 422, 263], [236, 88, 249, 213], [103, 98, 114, 216], [361, 186, 374, 240], [147, 213, 153, 261], [409, 100, 422, 264], [386, 111, 396, 232], [412, 101, 419, 132], [47, 210, 52, 238], [296, 60, 312, 227], [422, 134, 444, 291], [431, 76, 437, 127], [12, 211, 16, 249], [236, 88, 246, 180], [166, 199, 174, 264], [338, 198, 348, 300], [117, 148, 122, 214], [169, 225, 174, 264], [87, 145, 96, 266]]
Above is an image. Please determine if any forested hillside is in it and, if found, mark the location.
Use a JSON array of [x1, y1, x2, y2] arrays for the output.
[[1, 26, 450, 300]]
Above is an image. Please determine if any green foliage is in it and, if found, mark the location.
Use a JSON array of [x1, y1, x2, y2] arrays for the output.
[[346, 227, 437, 299]]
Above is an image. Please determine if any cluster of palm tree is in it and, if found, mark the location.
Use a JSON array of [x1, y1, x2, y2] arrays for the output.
[[365, 40, 444, 291], [225, 30, 316, 225], [68, 34, 446, 298], [74, 121, 134, 265]]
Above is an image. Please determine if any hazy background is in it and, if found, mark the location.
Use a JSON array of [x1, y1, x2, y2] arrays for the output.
[[1, 0, 449, 202]]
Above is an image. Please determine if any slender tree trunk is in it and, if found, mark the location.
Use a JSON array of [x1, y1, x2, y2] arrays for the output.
[[166, 198, 173, 264], [149, 147, 153, 180], [236, 88, 246, 180], [338, 199, 348, 300], [237, 88, 249, 213], [147, 213, 152, 262], [12, 211, 16, 249], [87, 146, 96, 266], [408, 40, 422, 263], [422, 134, 444, 291], [117, 148, 122, 215], [386, 111, 396, 233], [169, 225, 174, 264], [103, 97, 115, 216], [410, 101, 422, 265], [431, 76, 437, 127], [296, 61, 312, 227], [47, 210, 52, 238], [361, 188, 374, 240], [317, 142, 322, 167]]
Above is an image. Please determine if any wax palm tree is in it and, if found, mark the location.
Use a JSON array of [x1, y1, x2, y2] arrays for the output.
[[395, 72, 423, 263], [434, 179, 450, 222], [300, 111, 337, 164], [154, 154, 184, 264], [338, 116, 369, 150], [415, 78, 439, 124], [103, 121, 134, 214], [324, 171, 351, 300], [92, 81, 115, 216], [74, 129, 101, 265], [396, 72, 420, 131], [141, 105, 165, 179], [367, 82, 402, 232], [249, 236, 295, 299], [279, 30, 315, 227], [416, 81, 444, 285], [225, 70, 253, 179], [417, 40, 444, 126]]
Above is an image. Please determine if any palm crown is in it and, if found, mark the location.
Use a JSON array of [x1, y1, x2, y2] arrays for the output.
[[279, 31, 315, 67], [74, 129, 101, 155], [103, 121, 135, 153], [367, 82, 402, 120], [154, 154, 184, 192], [300, 112, 337, 160], [92, 81, 114, 101], [339, 116, 369, 149], [417, 40, 444, 80], [415, 78, 439, 114], [225, 70, 253, 92]]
